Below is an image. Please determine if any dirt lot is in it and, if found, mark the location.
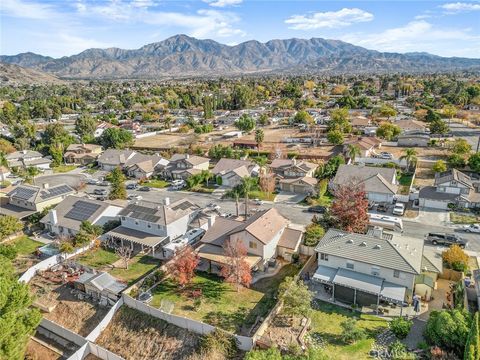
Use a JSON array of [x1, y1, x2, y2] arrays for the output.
[[414, 167, 435, 187], [381, 145, 449, 160], [259, 315, 304, 350], [30, 272, 110, 337], [25, 332, 77, 360], [96, 306, 201, 360]]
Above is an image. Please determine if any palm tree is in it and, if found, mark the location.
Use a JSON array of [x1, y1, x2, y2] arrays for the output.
[[255, 129, 264, 155], [346, 144, 361, 163], [25, 166, 40, 185], [240, 176, 257, 218], [400, 149, 418, 173], [201, 170, 213, 187], [228, 187, 242, 217]]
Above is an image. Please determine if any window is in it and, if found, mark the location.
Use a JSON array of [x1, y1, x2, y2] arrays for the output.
[[393, 270, 400, 278], [249, 241, 257, 249], [147, 224, 151, 228], [121, 216, 125, 221], [135, 221, 139, 225], [346, 261, 354, 270], [371, 266, 380, 276], [320, 253, 329, 261]]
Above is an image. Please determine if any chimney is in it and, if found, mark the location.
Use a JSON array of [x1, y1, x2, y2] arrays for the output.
[[185, 154, 190, 159], [22, 149, 28, 154], [50, 209, 58, 225], [372, 226, 383, 239], [164, 197, 170, 206], [292, 158, 297, 165], [42, 183, 49, 189], [208, 214, 216, 229]]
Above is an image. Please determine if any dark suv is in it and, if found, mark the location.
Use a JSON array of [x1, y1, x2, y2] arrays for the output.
[[425, 233, 468, 248]]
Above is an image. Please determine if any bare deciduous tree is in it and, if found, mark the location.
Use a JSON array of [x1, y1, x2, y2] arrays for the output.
[[115, 246, 133, 269]]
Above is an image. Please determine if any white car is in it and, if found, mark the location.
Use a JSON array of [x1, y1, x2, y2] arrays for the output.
[[128, 194, 143, 201], [206, 203, 220, 211], [253, 198, 264, 205], [87, 178, 99, 185], [392, 203, 405, 216], [463, 224, 480, 233]]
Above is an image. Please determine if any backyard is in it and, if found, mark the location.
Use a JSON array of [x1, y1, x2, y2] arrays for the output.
[[150, 263, 302, 334], [397, 172, 413, 195], [76, 247, 160, 285], [309, 301, 388, 360], [3, 235, 43, 274]]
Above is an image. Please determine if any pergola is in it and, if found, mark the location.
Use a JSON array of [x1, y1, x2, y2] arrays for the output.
[[106, 226, 169, 256]]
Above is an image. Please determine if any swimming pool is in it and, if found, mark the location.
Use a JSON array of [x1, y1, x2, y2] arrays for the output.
[[38, 243, 60, 257]]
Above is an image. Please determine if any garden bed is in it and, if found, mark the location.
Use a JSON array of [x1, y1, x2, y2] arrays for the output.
[[450, 212, 480, 224]]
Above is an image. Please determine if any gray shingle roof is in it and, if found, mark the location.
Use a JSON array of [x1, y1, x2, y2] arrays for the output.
[[8, 183, 75, 203], [315, 228, 423, 274], [119, 199, 199, 225], [333, 164, 398, 195]]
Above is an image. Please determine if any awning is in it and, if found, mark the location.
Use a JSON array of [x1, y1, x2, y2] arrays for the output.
[[313, 265, 337, 283], [333, 268, 383, 295], [106, 226, 168, 247], [197, 243, 261, 268], [380, 281, 407, 303]]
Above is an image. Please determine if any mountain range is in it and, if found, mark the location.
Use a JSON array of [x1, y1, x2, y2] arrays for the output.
[[1, 34, 480, 80]]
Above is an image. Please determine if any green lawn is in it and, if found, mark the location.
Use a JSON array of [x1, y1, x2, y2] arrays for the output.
[[6, 235, 43, 255], [150, 264, 301, 333], [142, 179, 169, 188], [303, 192, 334, 207], [109, 254, 160, 285], [451, 212, 480, 224], [53, 165, 77, 173], [397, 173, 413, 187], [189, 184, 216, 193], [76, 247, 120, 268], [249, 190, 277, 202], [309, 301, 388, 360]]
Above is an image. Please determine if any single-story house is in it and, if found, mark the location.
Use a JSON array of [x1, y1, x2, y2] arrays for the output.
[[6, 150, 52, 170], [397, 133, 430, 147], [211, 158, 259, 187], [343, 137, 382, 158], [279, 176, 318, 194]]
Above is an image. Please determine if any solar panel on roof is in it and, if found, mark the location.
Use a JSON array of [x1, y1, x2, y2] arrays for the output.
[[39, 185, 72, 200], [171, 201, 192, 211], [13, 187, 37, 200], [65, 201, 102, 221]]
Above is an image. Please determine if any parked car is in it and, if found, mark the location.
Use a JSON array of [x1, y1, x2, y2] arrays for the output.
[[206, 203, 220, 211], [253, 198, 264, 205], [126, 183, 138, 190], [425, 233, 468, 248], [462, 224, 480, 233], [98, 181, 110, 186], [307, 205, 326, 213], [392, 203, 405, 216], [379, 152, 394, 160], [87, 178, 99, 185], [377, 203, 388, 212], [94, 189, 108, 196], [138, 186, 151, 192], [128, 194, 143, 201]]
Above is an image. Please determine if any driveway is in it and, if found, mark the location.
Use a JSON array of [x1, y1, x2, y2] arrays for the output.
[[274, 191, 306, 204], [34, 173, 87, 188], [411, 208, 450, 227]]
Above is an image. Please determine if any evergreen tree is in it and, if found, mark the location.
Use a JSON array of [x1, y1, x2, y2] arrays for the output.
[[107, 167, 127, 200]]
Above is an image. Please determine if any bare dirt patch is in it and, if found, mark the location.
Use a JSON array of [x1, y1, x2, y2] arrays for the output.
[[30, 271, 110, 337], [260, 315, 303, 350], [96, 306, 201, 360], [25, 339, 63, 360], [414, 168, 435, 187]]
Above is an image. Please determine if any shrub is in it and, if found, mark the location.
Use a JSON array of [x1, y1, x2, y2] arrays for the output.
[[390, 317, 413, 339], [200, 329, 238, 358], [0, 245, 18, 260], [303, 223, 325, 247], [442, 245, 469, 273], [388, 340, 415, 360], [340, 318, 366, 344]]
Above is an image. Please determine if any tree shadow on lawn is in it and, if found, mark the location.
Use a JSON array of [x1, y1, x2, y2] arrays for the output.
[[204, 306, 249, 333]]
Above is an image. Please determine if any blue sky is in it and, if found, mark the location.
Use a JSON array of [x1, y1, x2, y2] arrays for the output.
[[1, 0, 479, 58]]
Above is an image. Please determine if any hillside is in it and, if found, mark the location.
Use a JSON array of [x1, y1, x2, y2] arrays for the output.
[[0, 62, 63, 85], [1, 34, 479, 79]]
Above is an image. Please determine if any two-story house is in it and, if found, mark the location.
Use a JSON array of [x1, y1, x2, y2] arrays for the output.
[[124, 154, 169, 179], [6, 150, 52, 170], [97, 149, 136, 171], [332, 164, 398, 203], [419, 169, 480, 209], [64, 144, 103, 165], [313, 227, 442, 309], [271, 159, 319, 194], [164, 154, 210, 180], [41, 195, 123, 237], [0, 183, 75, 219], [343, 137, 382, 158], [211, 158, 259, 187], [106, 198, 200, 258], [197, 208, 303, 273]]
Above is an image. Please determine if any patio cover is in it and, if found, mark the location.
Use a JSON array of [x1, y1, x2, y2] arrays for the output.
[[313, 265, 338, 283], [107, 226, 168, 247], [197, 243, 261, 268], [333, 268, 383, 295], [380, 281, 407, 304]]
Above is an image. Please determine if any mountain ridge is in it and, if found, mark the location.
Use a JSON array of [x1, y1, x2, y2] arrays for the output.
[[1, 34, 479, 79]]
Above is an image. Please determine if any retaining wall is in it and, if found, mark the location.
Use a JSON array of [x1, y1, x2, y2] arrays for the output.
[[86, 298, 124, 342]]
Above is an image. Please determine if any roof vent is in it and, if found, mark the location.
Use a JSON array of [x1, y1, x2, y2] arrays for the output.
[[374, 244, 381, 249], [360, 241, 367, 247], [346, 239, 354, 244]]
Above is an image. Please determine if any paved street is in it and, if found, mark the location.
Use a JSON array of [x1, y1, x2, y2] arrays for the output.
[[449, 122, 480, 150]]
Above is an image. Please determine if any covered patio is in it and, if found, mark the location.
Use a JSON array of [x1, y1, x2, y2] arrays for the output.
[[106, 226, 169, 258], [196, 243, 262, 274], [312, 265, 410, 316]]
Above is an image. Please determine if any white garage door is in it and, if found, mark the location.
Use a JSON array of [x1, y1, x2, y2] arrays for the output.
[[367, 193, 391, 203], [422, 198, 450, 210]]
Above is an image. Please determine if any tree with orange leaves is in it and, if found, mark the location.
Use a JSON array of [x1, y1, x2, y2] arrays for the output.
[[331, 182, 369, 233], [220, 238, 252, 292], [167, 245, 199, 287]]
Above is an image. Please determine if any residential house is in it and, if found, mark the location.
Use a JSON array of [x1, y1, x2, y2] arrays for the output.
[[164, 154, 210, 180], [106, 198, 200, 258], [97, 149, 136, 171], [197, 208, 303, 273], [64, 144, 103, 165], [343, 137, 382, 158], [397, 133, 430, 147], [418, 169, 480, 210], [279, 177, 318, 194], [0, 166, 11, 181], [312, 227, 442, 309], [270, 159, 319, 194], [332, 164, 398, 203], [351, 116, 371, 129], [0, 183, 75, 219], [211, 158, 259, 187], [6, 150, 52, 170], [41, 195, 123, 237], [94, 122, 116, 138], [124, 154, 169, 179], [393, 119, 427, 133]]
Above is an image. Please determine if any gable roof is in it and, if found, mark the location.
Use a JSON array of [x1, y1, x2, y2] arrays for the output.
[[8, 183, 75, 203], [270, 159, 317, 172], [344, 137, 382, 150], [212, 158, 254, 175], [76, 271, 127, 295], [333, 164, 397, 195], [170, 154, 209, 166], [315, 228, 423, 274], [435, 169, 473, 188], [119, 199, 199, 225], [97, 149, 136, 166]]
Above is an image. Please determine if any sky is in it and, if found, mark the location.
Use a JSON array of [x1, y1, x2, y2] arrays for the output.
[[1, 0, 479, 58]]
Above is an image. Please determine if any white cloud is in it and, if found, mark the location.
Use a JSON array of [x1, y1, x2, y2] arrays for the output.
[[285, 8, 373, 30], [414, 14, 432, 20], [441, 2, 480, 13], [341, 20, 480, 57], [0, 0, 57, 19], [203, 0, 242, 7]]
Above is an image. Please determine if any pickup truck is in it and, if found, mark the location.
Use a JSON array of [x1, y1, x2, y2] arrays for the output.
[[425, 232, 468, 248]]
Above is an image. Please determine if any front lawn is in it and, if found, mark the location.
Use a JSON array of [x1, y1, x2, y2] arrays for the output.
[[249, 190, 277, 202], [142, 179, 169, 188], [76, 247, 120, 269], [309, 301, 388, 360], [150, 263, 301, 334], [450, 212, 480, 224], [53, 165, 77, 173], [109, 254, 160, 285]]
